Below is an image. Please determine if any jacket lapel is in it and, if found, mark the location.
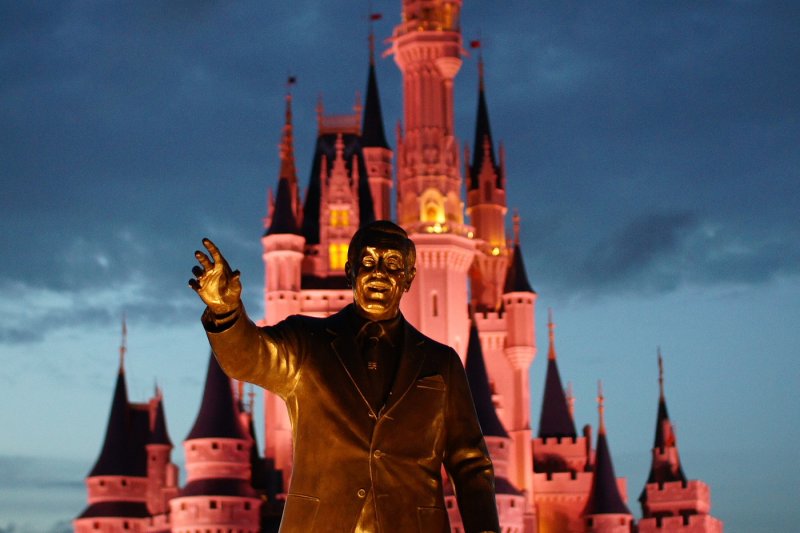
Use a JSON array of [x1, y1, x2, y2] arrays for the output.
[[382, 319, 427, 416], [327, 307, 375, 416]]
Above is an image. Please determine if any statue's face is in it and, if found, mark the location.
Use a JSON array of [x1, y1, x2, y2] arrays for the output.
[[346, 241, 415, 321]]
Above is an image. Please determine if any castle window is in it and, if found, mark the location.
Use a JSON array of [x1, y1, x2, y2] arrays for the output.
[[123, 521, 129, 530], [93, 522, 99, 529], [211, 442, 219, 450], [432, 293, 438, 317], [121, 479, 127, 487], [330, 209, 349, 228], [210, 500, 217, 509], [244, 502, 251, 510], [329, 243, 348, 271]]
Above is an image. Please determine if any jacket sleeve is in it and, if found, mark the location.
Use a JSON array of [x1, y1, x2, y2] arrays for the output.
[[202, 304, 303, 399], [442, 348, 500, 533]]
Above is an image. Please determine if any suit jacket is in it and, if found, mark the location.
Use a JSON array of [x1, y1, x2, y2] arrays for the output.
[[204, 304, 499, 533]]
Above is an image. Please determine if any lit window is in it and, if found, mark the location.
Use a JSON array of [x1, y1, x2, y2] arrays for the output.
[[329, 243, 348, 271], [330, 209, 349, 228]]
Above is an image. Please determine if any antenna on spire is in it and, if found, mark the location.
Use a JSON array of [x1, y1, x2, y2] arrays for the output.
[[597, 379, 606, 434], [119, 312, 127, 372], [512, 209, 521, 245], [367, 1, 382, 65], [658, 347, 665, 400], [547, 308, 556, 360]]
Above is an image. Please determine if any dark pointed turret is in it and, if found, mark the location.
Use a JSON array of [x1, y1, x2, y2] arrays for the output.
[[503, 243, 535, 294], [469, 55, 501, 190], [278, 88, 301, 220], [537, 311, 576, 439], [361, 31, 390, 149], [644, 351, 687, 487], [89, 368, 146, 476], [266, 177, 301, 235], [186, 353, 249, 441], [465, 322, 509, 438], [89, 321, 148, 477], [584, 383, 630, 516], [148, 391, 172, 446]]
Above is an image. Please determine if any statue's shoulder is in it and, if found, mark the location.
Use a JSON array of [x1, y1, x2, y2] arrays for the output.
[[402, 317, 455, 357]]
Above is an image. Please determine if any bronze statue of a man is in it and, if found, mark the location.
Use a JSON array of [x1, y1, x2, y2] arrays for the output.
[[190, 220, 499, 533]]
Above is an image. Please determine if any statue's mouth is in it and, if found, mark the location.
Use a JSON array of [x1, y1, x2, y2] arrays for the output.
[[365, 281, 391, 294]]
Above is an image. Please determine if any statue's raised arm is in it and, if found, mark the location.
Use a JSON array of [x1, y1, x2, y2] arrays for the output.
[[189, 238, 242, 316]]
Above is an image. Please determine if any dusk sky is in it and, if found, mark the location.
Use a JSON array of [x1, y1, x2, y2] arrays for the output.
[[2, 1, 798, 532]]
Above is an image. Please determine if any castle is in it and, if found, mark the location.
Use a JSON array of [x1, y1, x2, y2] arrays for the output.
[[74, 1, 723, 531]]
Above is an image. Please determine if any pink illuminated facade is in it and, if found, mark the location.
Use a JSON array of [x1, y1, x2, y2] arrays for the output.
[[77, 1, 722, 531]]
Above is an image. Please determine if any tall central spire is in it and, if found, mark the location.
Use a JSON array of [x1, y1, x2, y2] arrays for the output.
[[390, 0, 467, 229]]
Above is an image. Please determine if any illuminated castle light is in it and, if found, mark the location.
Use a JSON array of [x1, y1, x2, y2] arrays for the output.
[[75, 1, 723, 531]]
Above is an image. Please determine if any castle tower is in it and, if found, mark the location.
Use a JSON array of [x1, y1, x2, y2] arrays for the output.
[[75, 322, 169, 533], [638, 353, 724, 533], [467, 54, 509, 312], [145, 388, 179, 521], [169, 354, 261, 533], [445, 322, 525, 532], [583, 383, 632, 533], [532, 312, 594, 533], [262, 92, 305, 326], [299, 95, 375, 295], [320, 132, 362, 276], [390, 0, 474, 357], [361, 30, 393, 221], [497, 220, 537, 531]]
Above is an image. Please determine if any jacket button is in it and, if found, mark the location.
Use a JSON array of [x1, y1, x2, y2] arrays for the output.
[[373, 450, 383, 459], [357, 488, 367, 498]]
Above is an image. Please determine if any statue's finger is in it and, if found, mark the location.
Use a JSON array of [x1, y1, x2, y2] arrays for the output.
[[195, 250, 213, 270], [192, 265, 204, 278], [188, 278, 200, 291], [202, 238, 226, 266]]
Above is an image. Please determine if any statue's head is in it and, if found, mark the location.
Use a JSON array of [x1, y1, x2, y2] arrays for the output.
[[345, 220, 416, 321]]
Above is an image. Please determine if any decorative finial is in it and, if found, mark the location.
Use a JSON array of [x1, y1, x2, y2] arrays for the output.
[[597, 379, 606, 434], [658, 347, 665, 400], [513, 209, 521, 245], [470, 32, 484, 91], [547, 308, 556, 361], [367, 3, 382, 65], [119, 312, 127, 372]]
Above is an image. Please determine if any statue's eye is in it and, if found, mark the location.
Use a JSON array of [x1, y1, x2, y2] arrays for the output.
[[386, 259, 402, 271], [361, 257, 375, 267]]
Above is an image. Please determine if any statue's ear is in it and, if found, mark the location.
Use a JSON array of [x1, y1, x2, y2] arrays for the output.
[[344, 261, 353, 286], [405, 266, 416, 292]]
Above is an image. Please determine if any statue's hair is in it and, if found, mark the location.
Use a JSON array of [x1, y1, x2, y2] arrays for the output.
[[347, 220, 416, 269]]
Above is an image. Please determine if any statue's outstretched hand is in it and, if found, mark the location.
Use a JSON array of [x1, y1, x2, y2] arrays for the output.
[[189, 238, 242, 316]]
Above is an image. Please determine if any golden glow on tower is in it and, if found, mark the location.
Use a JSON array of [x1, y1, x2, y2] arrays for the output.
[[329, 243, 348, 270], [330, 209, 350, 228]]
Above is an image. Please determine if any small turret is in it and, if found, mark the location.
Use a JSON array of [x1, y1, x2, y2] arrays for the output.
[[74, 320, 157, 533], [361, 27, 394, 221], [537, 310, 577, 442], [445, 322, 524, 532], [583, 382, 633, 533], [467, 52, 509, 311], [638, 352, 724, 532], [170, 353, 261, 532]]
